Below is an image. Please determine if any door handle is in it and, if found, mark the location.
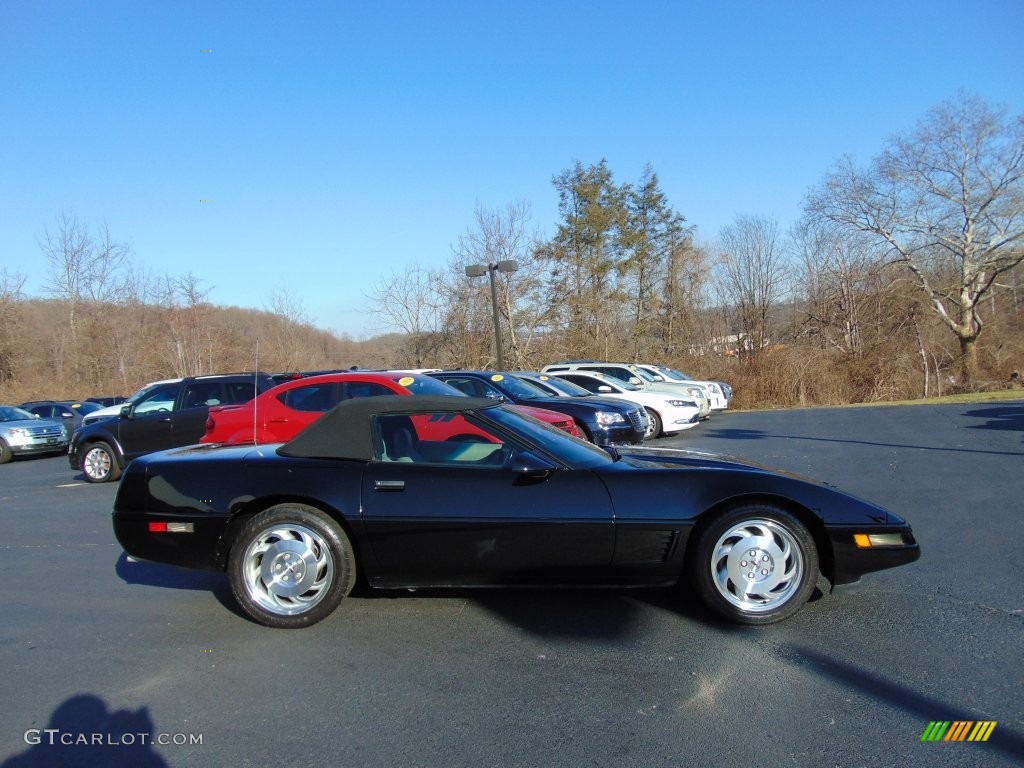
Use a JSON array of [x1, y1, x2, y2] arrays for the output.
[[374, 480, 405, 491]]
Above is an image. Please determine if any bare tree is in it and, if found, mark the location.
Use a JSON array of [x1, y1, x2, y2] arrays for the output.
[[264, 286, 316, 371], [448, 202, 553, 368], [716, 214, 791, 355], [0, 269, 27, 382], [365, 265, 445, 368], [806, 92, 1024, 382]]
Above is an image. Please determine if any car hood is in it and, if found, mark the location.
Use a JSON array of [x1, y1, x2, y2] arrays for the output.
[[615, 445, 779, 473], [606, 445, 898, 526]]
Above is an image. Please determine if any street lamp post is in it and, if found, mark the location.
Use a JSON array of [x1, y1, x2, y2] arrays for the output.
[[465, 260, 518, 369]]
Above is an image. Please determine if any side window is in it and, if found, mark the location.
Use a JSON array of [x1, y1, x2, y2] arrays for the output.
[[375, 412, 508, 465], [133, 384, 180, 414], [562, 375, 599, 393], [438, 376, 493, 399], [339, 382, 394, 400], [279, 384, 335, 412], [223, 382, 261, 404], [182, 382, 224, 409]]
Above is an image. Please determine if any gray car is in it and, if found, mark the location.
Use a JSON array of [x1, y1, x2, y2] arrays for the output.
[[0, 405, 69, 463]]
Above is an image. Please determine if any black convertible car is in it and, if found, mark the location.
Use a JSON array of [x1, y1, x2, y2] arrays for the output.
[[113, 395, 920, 628]]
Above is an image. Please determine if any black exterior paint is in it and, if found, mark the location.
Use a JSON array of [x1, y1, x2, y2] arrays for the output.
[[112, 399, 919, 595]]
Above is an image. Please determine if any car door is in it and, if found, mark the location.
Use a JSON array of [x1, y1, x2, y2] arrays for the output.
[[117, 383, 180, 459], [171, 381, 226, 447], [359, 410, 615, 587]]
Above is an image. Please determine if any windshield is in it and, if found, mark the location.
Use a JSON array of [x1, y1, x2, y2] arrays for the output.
[[660, 366, 692, 380], [385, 373, 466, 397], [520, 374, 591, 397], [492, 374, 550, 400], [128, 382, 171, 404], [483, 405, 615, 468], [0, 406, 34, 422], [629, 366, 660, 383]]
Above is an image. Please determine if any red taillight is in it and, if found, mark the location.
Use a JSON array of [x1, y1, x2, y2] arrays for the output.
[[148, 521, 194, 533]]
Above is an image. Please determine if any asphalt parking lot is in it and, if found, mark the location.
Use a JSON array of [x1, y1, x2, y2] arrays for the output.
[[1, 402, 1022, 768]]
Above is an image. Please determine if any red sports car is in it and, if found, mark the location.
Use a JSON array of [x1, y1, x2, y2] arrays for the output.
[[201, 371, 585, 444]]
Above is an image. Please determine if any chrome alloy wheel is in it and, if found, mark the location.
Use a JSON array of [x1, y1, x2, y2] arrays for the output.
[[710, 518, 804, 613], [240, 523, 335, 616], [84, 447, 112, 479]]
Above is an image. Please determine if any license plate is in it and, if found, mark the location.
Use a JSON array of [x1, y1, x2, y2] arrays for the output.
[[46, 438, 57, 445]]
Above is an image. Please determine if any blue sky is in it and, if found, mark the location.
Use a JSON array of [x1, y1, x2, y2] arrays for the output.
[[2, 1, 1022, 337]]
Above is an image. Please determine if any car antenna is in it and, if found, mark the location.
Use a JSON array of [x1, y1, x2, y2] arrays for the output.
[[253, 338, 259, 445]]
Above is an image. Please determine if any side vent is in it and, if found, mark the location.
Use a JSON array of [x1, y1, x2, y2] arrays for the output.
[[613, 529, 678, 564]]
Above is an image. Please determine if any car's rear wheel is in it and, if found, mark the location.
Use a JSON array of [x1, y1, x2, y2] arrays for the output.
[[689, 505, 818, 625], [81, 441, 121, 483], [0, 438, 12, 464], [644, 408, 662, 439], [228, 504, 356, 628]]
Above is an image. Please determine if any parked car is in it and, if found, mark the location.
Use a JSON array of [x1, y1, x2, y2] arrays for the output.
[[547, 371, 701, 438], [0, 405, 69, 463], [541, 361, 712, 419], [631, 364, 731, 410], [69, 373, 278, 482], [427, 370, 647, 445], [201, 370, 584, 444], [112, 394, 920, 629], [85, 395, 127, 409], [20, 400, 103, 434]]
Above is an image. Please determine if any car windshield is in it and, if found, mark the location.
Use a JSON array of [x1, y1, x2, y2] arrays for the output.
[[660, 366, 692, 380], [629, 366, 660, 383], [0, 406, 34, 422], [127, 383, 169, 404], [387, 374, 467, 396], [73, 401, 103, 414], [483, 405, 615, 468], [598, 377, 639, 392], [492, 374, 550, 400], [522, 375, 591, 397]]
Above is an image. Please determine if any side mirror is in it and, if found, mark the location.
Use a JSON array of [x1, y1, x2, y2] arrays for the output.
[[511, 451, 557, 484], [120, 404, 134, 419]]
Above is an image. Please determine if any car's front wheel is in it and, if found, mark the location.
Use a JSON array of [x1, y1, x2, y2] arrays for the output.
[[644, 408, 662, 439], [689, 505, 818, 625], [81, 441, 121, 483], [0, 438, 12, 464], [228, 504, 356, 628]]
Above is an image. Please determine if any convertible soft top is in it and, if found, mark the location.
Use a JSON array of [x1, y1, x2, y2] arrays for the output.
[[277, 394, 497, 461]]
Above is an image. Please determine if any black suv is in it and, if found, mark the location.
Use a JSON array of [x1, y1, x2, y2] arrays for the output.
[[427, 370, 648, 445], [69, 373, 277, 482]]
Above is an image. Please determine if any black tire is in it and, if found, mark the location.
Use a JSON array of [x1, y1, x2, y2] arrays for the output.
[[81, 441, 121, 483], [644, 408, 662, 439], [228, 504, 356, 628], [0, 438, 12, 464], [688, 505, 818, 625]]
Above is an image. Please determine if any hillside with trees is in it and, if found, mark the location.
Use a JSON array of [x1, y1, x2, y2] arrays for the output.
[[2, 93, 1021, 408]]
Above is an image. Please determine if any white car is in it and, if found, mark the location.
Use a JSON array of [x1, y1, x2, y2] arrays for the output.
[[549, 371, 700, 439], [541, 361, 712, 419], [632, 364, 731, 410]]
